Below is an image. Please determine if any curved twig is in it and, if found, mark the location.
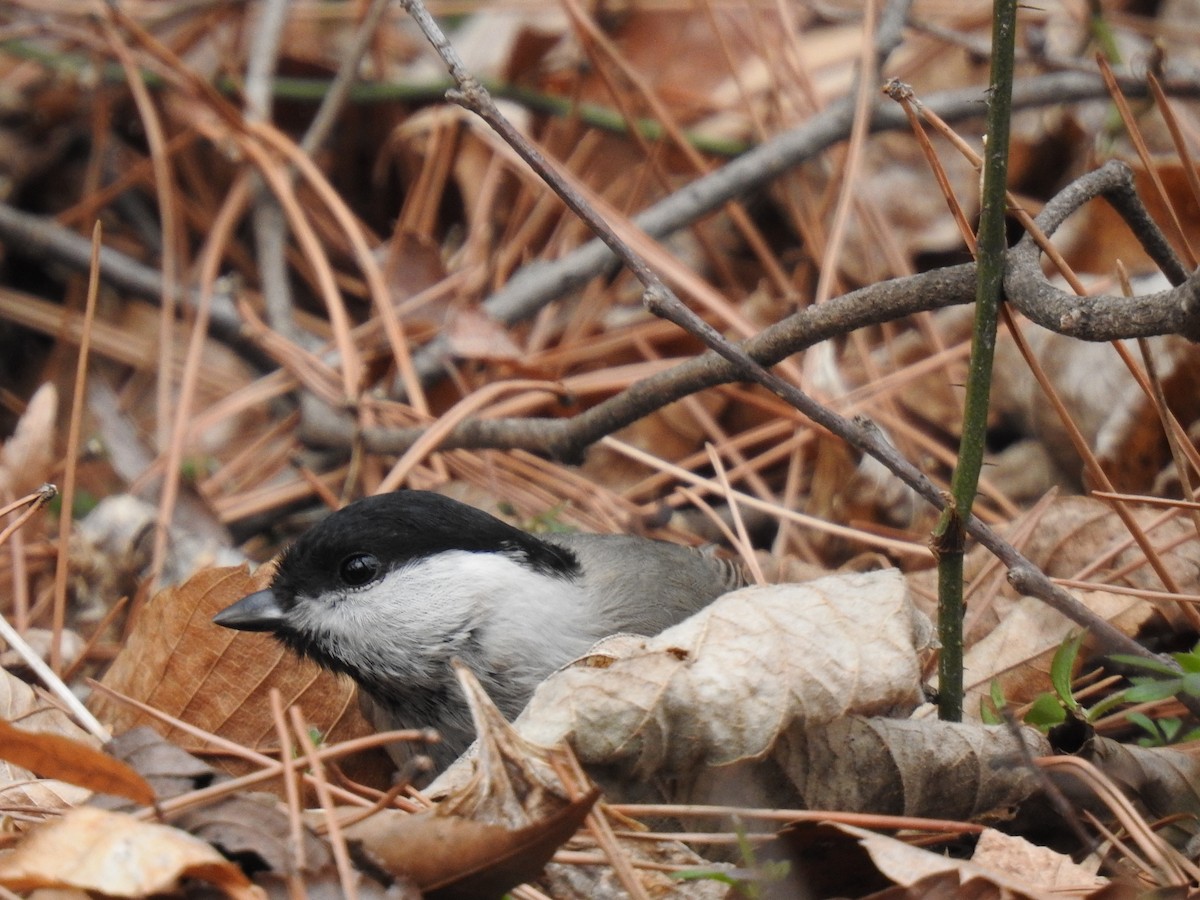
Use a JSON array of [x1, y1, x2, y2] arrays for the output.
[[1005, 160, 1200, 341]]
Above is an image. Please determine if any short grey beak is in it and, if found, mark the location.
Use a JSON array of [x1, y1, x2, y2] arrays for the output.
[[213, 589, 287, 632]]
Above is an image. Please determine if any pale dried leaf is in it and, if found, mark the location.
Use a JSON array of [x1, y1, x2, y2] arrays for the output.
[[837, 822, 1059, 897], [0, 806, 256, 897], [0, 667, 94, 813], [911, 494, 1200, 640], [0, 381, 56, 499], [518, 570, 933, 776], [992, 327, 1200, 492], [962, 589, 1153, 715], [971, 829, 1106, 891], [70, 495, 246, 619], [0, 627, 84, 673], [774, 716, 1048, 820]]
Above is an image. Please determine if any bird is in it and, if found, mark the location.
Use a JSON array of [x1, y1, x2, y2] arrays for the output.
[[213, 490, 745, 769]]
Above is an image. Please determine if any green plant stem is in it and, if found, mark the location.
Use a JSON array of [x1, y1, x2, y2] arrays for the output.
[[935, 0, 1017, 722], [0, 40, 749, 157]]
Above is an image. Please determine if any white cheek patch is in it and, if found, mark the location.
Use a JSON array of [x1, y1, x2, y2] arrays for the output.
[[283, 553, 544, 682], [281, 549, 604, 695]]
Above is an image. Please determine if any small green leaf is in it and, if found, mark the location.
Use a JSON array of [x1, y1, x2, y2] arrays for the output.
[[1109, 654, 1181, 677], [1084, 689, 1129, 721], [1051, 632, 1085, 710], [1181, 672, 1200, 698], [1122, 679, 1181, 704], [1126, 711, 1166, 746], [981, 680, 1006, 724], [1025, 692, 1067, 728], [1171, 648, 1200, 673], [674, 870, 740, 886], [980, 698, 1002, 725], [990, 679, 1007, 711], [1126, 710, 1156, 731]]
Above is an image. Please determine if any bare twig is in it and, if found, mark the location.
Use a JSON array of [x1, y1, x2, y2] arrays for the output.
[[1005, 160, 1200, 340], [361, 264, 978, 460]]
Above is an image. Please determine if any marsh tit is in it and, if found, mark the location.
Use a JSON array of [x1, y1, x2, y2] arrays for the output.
[[213, 490, 745, 768]]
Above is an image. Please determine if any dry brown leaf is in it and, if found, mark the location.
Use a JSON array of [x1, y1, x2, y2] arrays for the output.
[[992, 328, 1200, 492], [444, 307, 524, 361], [1082, 735, 1200, 829], [962, 588, 1151, 714], [1009, 495, 1200, 594], [912, 494, 1200, 644], [1059, 159, 1200, 277], [105, 728, 337, 882], [383, 229, 448, 316], [0, 381, 56, 499], [0, 806, 258, 898], [347, 799, 594, 899], [350, 665, 599, 898], [827, 822, 1061, 898], [0, 718, 153, 805], [971, 828, 1106, 892], [772, 715, 1048, 820], [176, 792, 333, 880], [106, 725, 218, 801], [0, 667, 94, 813], [90, 566, 390, 786], [516, 570, 933, 778]]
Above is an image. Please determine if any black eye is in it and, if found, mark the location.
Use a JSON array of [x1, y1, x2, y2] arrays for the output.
[[339, 552, 381, 587]]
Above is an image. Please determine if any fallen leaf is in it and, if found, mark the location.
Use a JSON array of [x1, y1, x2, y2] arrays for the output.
[[518, 569, 934, 775], [773, 821, 1079, 899], [0, 667, 95, 813], [776, 715, 1047, 820], [347, 799, 594, 899], [0, 381, 56, 499], [105, 725, 217, 801], [0, 718, 154, 805], [971, 828, 1105, 891], [0, 806, 258, 897], [90, 566, 392, 788], [348, 664, 599, 898]]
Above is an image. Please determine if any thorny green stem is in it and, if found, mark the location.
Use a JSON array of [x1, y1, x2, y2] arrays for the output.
[[935, 0, 1016, 721]]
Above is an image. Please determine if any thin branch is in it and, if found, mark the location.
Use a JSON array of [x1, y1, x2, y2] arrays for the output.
[[1005, 160, 1200, 341], [360, 264, 978, 460], [357, 155, 1200, 460]]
